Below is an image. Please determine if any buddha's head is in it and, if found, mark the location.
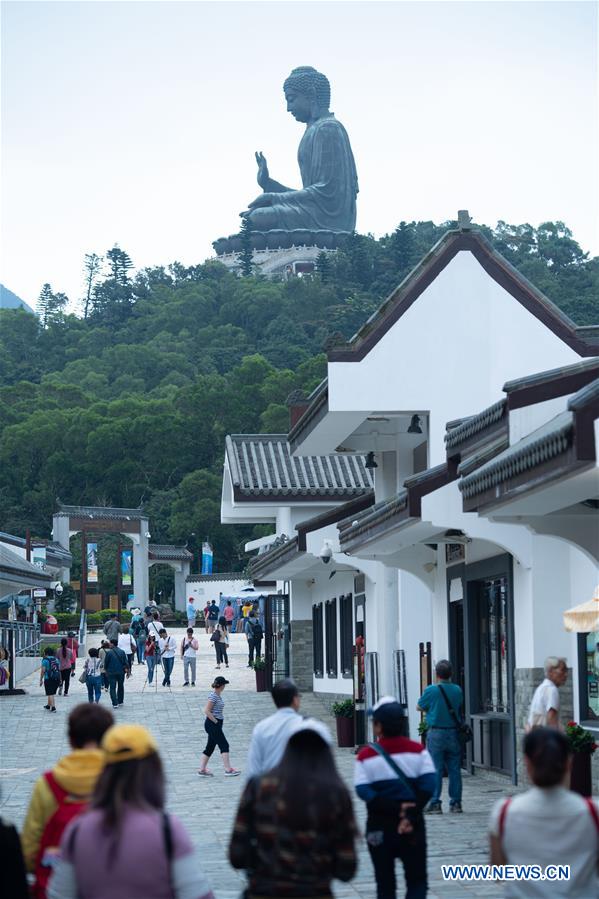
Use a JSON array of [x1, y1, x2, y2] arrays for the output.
[[283, 66, 330, 123]]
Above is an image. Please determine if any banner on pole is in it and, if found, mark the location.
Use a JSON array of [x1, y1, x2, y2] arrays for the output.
[[32, 547, 47, 569], [121, 549, 132, 586], [201, 541, 213, 575], [87, 543, 98, 583]]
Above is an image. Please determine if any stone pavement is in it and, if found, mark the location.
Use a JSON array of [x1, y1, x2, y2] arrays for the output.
[[0, 631, 515, 897]]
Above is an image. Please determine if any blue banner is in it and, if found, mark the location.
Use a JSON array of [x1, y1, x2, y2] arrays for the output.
[[201, 541, 213, 575]]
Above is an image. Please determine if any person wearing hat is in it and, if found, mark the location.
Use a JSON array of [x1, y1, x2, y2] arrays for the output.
[[354, 698, 436, 899], [198, 676, 240, 777], [230, 722, 357, 896], [47, 724, 215, 899]]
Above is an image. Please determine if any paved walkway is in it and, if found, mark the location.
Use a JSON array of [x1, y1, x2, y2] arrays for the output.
[[0, 632, 513, 897]]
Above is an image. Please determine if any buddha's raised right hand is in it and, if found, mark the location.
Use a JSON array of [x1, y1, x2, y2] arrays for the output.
[[255, 151, 270, 190]]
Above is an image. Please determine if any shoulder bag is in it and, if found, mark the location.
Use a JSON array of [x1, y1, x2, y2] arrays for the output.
[[437, 684, 472, 744], [368, 742, 416, 799]]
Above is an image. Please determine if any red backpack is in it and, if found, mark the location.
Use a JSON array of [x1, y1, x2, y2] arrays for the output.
[[32, 772, 89, 899]]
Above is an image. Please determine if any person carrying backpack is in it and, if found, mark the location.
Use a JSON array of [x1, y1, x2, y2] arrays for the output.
[[40, 646, 61, 712], [244, 611, 263, 666], [354, 698, 436, 899], [104, 640, 131, 709], [47, 724, 215, 899], [21, 704, 113, 899], [130, 613, 146, 664]]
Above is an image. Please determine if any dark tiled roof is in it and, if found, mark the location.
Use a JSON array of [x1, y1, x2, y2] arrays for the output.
[[186, 572, 249, 583], [56, 504, 147, 521], [338, 490, 409, 544], [568, 376, 599, 412], [248, 536, 301, 578], [148, 544, 193, 561], [226, 435, 373, 498], [0, 544, 54, 582], [445, 400, 506, 449], [459, 412, 574, 499], [503, 358, 599, 394]]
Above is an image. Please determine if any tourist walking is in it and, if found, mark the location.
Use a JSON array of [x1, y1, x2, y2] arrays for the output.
[[83, 648, 103, 704], [47, 724, 215, 899], [198, 677, 240, 777], [98, 641, 110, 692], [158, 629, 176, 686], [212, 617, 229, 669], [57, 638, 76, 696], [186, 596, 197, 630], [230, 723, 357, 896], [489, 727, 599, 897], [245, 610, 263, 666], [40, 646, 61, 712], [66, 631, 79, 674], [104, 640, 130, 709], [223, 599, 235, 633], [527, 656, 568, 730], [102, 614, 121, 644], [21, 704, 113, 899], [117, 627, 136, 671], [246, 678, 302, 778], [130, 612, 146, 664], [355, 698, 436, 899], [146, 611, 163, 642], [417, 659, 465, 813], [181, 628, 199, 686], [144, 633, 159, 684], [206, 600, 219, 634]]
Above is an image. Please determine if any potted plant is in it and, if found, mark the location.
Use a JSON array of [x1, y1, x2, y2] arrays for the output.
[[332, 699, 355, 747], [418, 719, 429, 747], [252, 658, 268, 693], [565, 721, 597, 797]]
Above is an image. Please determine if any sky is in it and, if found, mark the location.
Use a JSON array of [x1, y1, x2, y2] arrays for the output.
[[1, 0, 598, 309]]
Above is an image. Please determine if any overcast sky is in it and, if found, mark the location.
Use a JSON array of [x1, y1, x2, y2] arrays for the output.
[[2, 0, 597, 309]]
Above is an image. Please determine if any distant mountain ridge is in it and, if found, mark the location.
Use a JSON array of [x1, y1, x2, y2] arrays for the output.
[[0, 284, 34, 314]]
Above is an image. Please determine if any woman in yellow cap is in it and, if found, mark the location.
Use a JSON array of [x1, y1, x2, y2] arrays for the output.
[[47, 724, 214, 899]]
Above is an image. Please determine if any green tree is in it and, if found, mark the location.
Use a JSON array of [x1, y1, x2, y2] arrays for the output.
[[239, 216, 254, 277], [82, 253, 103, 318]]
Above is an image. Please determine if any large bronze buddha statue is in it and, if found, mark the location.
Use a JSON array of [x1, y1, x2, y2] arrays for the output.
[[241, 66, 358, 235]]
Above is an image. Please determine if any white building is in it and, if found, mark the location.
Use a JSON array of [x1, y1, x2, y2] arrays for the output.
[[221, 217, 599, 785]]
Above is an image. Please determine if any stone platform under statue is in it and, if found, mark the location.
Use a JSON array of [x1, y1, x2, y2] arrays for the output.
[[212, 229, 349, 276]]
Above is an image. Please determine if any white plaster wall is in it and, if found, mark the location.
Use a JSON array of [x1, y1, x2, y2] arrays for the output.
[[509, 396, 570, 444], [186, 578, 250, 605], [329, 251, 581, 465], [399, 570, 433, 737]]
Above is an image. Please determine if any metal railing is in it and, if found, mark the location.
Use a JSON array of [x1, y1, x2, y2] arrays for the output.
[[0, 620, 42, 691]]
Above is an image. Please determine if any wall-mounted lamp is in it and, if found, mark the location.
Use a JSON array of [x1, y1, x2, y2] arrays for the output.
[[407, 415, 423, 434], [365, 451, 378, 470]]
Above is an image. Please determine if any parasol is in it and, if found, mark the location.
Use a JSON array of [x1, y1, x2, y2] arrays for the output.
[[563, 586, 599, 633]]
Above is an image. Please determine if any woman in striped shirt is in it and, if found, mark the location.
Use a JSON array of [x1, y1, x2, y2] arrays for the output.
[[198, 677, 241, 777]]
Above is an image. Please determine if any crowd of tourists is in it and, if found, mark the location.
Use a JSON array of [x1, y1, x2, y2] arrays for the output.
[[8, 652, 597, 899], [39, 601, 265, 713]]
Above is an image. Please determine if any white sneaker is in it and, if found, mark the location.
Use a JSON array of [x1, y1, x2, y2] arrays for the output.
[[224, 769, 241, 777]]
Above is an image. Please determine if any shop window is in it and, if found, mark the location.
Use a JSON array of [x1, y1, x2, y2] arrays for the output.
[[325, 598, 338, 677], [340, 594, 353, 677], [312, 603, 323, 677], [477, 576, 509, 713], [582, 631, 599, 721]]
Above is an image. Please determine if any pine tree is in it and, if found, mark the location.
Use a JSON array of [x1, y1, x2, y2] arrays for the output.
[[239, 217, 254, 277], [90, 245, 135, 322], [82, 253, 103, 318], [36, 283, 54, 327], [316, 251, 332, 283]]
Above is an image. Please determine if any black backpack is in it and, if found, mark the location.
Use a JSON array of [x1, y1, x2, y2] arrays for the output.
[[250, 620, 263, 640]]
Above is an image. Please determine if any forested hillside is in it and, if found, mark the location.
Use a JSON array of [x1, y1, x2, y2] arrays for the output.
[[1, 219, 597, 571]]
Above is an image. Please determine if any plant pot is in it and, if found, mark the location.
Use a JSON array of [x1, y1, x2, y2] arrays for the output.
[[335, 715, 355, 748], [570, 750, 592, 797], [255, 668, 268, 693]]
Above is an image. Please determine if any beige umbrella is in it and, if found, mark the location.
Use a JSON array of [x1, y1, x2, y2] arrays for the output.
[[563, 586, 599, 633]]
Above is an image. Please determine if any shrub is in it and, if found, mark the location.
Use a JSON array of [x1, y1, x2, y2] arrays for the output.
[[565, 721, 597, 754], [332, 699, 354, 718], [252, 658, 267, 671]]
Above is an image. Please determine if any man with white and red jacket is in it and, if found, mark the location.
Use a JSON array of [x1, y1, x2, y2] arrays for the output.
[[354, 698, 436, 899]]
